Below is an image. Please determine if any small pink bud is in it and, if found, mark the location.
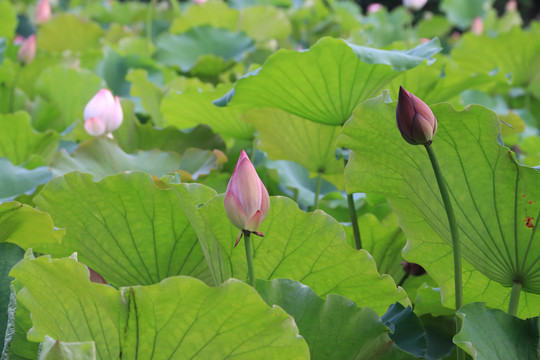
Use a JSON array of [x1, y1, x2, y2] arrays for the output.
[[471, 16, 484, 35], [17, 35, 36, 65], [403, 0, 427, 11], [35, 0, 51, 24], [83, 89, 123, 136], [13, 35, 25, 45], [396, 86, 437, 145], [193, 0, 207, 3], [224, 150, 270, 233], [505, 0, 517, 12], [367, 3, 383, 13]]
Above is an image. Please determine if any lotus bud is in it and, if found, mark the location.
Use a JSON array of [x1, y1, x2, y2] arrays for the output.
[[471, 16, 484, 35], [35, 0, 51, 24], [17, 35, 36, 65], [367, 3, 383, 13], [505, 0, 517, 12], [396, 86, 437, 146], [403, 0, 427, 11], [83, 89, 123, 136], [224, 150, 270, 243], [400, 261, 427, 276]]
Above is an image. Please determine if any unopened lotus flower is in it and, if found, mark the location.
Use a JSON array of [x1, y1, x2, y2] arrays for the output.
[[83, 89, 123, 136], [471, 16, 484, 35], [403, 0, 427, 10], [224, 150, 270, 245], [396, 86, 437, 145], [17, 35, 36, 65], [35, 0, 51, 24]]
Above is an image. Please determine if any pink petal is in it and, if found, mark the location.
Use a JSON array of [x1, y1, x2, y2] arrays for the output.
[[35, 0, 51, 24], [245, 210, 263, 231], [17, 35, 36, 65], [84, 117, 106, 136], [105, 96, 123, 132], [224, 192, 248, 230], [84, 89, 114, 122]]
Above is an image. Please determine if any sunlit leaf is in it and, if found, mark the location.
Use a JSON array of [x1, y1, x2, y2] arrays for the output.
[[338, 93, 540, 316], [34, 172, 216, 286], [38, 336, 96, 360], [0, 1, 16, 41], [38, 14, 103, 52], [170, 1, 239, 34], [0, 243, 23, 353], [190, 195, 409, 315], [228, 37, 440, 125], [11, 255, 310, 359]]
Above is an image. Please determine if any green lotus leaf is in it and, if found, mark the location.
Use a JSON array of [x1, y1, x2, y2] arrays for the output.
[[155, 26, 255, 72], [192, 195, 409, 315], [452, 27, 540, 88], [37, 14, 103, 53], [34, 172, 216, 286], [440, 0, 493, 29], [257, 278, 419, 360], [0, 159, 52, 202], [10, 255, 310, 359], [0, 1, 16, 41], [35, 66, 104, 132], [239, 6, 292, 41], [454, 302, 539, 359], [338, 93, 540, 316], [170, 1, 239, 34], [0, 111, 59, 166], [245, 107, 343, 174], [228, 37, 440, 125], [161, 84, 254, 140], [0, 243, 23, 353], [126, 69, 164, 126]]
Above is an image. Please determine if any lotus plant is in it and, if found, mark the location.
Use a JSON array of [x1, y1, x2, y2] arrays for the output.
[[83, 89, 123, 137], [17, 35, 36, 65], [224, 150, 270, 286], [35, 0, 51, 24], [396, 86, 464, 360]]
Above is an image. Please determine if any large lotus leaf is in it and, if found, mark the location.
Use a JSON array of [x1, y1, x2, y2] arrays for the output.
[[257, 278, 418, 360], [245, 107, 343, 174], [111, 96, 226, 154], [38, 336, 96, 360], [0, 112, 59, 166], [50, 137, 222, 181], [161, 84, 254, 140], [170, 1, 239, 33], [414, 284, 454, 317], [441, 0, 493, 29], [338, 93, 540, 316], [0, 1, 16, 41], [0, 159, 52, 202], [154, 26, 255, 72], [387, 57, 501, 110], [454, 302, 539, 360], [33, 172, 216, 287], [0, 243, 23, 353], [239, 6, 292, 41], [190, 194, 409, 315], [228, 37, 440, 125], [11, 255, 310, 359], [452, 27, 540, 88], [35, 66, 104, 132], [38, 14, 103, 53]]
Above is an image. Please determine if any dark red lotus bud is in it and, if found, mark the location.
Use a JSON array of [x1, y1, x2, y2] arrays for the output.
[[396, 86, 437, 145], [400, 261, 426, 276]]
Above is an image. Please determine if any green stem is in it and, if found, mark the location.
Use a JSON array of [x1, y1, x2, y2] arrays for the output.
[[507, 281, 522, 316], [344, 157, 362, 249], [145, 0, 158, 57], [313, 171, 323, 210], [244, 231, 255, 287], [347, 193, 362, 249], [397, 272, 410, 287], [424, 144, 464, 360]]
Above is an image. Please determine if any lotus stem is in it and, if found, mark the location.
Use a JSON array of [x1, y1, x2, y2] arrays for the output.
[[424, 144, 464, 360], [244, 231, 255, 287], [347, 193, 362, 249], [313, 171, 323, 210], [507, 281, 522, 316]]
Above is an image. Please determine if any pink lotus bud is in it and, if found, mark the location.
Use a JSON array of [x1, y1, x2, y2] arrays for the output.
[[396, 86, 437, 145], [35, 0, 51, 24], [224, 150, 270, 233], [471, 16, 484, 35], [367, 3, 383, 13], [83, 89, 123, 135], [506, 0, 517, 12], [403, 0, 427, 10], [13, 35, 25, 45], [193, 0, 207, 3], [17, 35, 36, 65]]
